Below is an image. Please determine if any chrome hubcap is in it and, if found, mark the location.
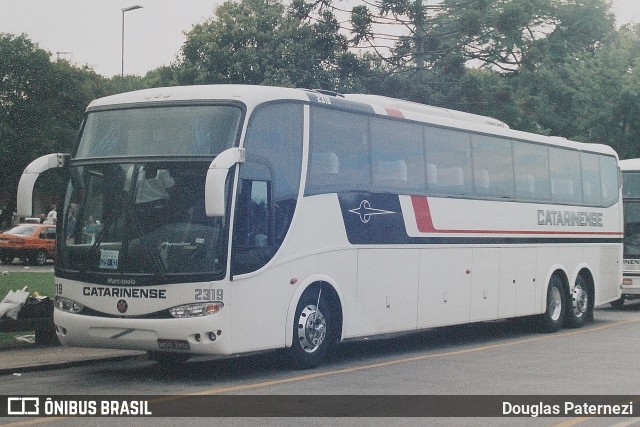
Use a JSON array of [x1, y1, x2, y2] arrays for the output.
[[548, 287, 562, 321], [297, 305, 326, 353], [573, 284, 588, 317]]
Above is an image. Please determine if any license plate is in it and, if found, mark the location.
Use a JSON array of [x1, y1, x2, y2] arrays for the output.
[[157, 339, 190, 350]]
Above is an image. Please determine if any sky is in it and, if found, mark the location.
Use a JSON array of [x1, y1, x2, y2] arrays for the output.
[[0, 0, 638, 78]]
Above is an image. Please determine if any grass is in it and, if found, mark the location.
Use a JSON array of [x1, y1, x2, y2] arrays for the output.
[[0, 272, 56, 348], [0, 272, 56, 299]]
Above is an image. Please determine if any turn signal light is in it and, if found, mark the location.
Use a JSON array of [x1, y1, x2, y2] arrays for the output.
[[54, 296, 84, 313], [169, 302, 224, 318]]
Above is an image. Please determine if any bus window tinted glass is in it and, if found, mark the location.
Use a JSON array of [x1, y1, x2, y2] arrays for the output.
[[581, 152, 603, 205], [371, 118, 425, 194], [472, 135, 514, 198], [513, 142, 550, 200], [625, 201, 640, 256], [623, 171, 640, 199], [600, 156, 619, 206], [77, 106, 242, 158], [307, 107, 370, 195], [549, 148, 583, 203], [424, 127, 472, 196], [234, 103, 304, 274]]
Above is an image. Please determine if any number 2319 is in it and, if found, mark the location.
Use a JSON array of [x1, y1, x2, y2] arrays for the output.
[[195, 288, 223, 301]]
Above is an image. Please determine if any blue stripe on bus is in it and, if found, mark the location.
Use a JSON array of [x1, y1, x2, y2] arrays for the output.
[[337, 193, 623, 245]]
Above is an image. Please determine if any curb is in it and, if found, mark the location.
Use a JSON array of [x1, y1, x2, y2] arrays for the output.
[[0, 348, 147, 375]]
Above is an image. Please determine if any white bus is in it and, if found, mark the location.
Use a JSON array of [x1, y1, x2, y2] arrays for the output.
[[616, 159, 640, 306], [17, 85, 623, 368]]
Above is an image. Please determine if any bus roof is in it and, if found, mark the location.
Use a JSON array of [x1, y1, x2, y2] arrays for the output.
[[87, 84, 617, 158], [620, 158, 640, 171]]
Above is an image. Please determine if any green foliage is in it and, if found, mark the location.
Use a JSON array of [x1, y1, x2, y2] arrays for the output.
[[176, 0, 362, 90], [0, 34, 110, 220]]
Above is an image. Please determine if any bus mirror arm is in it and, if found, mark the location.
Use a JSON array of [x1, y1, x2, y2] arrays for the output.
[[205, 147, 246, 217], [16, 153, 69, 217]]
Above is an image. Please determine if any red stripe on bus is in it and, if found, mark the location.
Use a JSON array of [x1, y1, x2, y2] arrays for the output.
[[385, 108, 404, 118], [410, 195, 623, 236]]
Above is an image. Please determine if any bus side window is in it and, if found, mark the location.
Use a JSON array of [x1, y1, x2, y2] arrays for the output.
[[307, 107, 369, 195], [549, 147, 582, 204], [600, 156, 619, 206], [581, 152, 603, 205], [370, 117, 424, 195], [232, 175, 273, 276], [513, 141, 550, 201], [424, 127, 472, 196]]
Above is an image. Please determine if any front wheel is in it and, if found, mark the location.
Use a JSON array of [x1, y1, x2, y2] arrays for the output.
[[289, 289, 334, 369], [565, 275, 591, 328], [539, 275, 566, 333]]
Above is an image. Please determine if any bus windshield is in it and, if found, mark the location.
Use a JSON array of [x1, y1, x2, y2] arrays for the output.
[[57, 161, 229, 281], [56, 104, 242, 282], [624, 172, 640, 258]]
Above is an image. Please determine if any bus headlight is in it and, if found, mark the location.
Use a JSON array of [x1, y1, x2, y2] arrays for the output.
[[55, 296, 84, 313], [169, 302, 224, 318]]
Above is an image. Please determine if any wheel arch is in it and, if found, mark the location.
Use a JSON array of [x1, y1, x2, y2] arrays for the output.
[[285, 274, 344, 348]]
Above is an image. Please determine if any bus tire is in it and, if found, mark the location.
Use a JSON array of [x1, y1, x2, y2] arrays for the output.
[[566, 275, 591, 328], [539, 275, 565, 333], [289, 288, 334, 369]]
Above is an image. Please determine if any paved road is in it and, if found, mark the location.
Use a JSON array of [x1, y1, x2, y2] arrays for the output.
[[2, 303, 640, 426], [0, 261, 54, 273]]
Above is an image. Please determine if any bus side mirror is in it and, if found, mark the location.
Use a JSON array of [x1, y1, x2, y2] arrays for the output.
[[205, 147, 245, 217], [17, 153, 69, 217]]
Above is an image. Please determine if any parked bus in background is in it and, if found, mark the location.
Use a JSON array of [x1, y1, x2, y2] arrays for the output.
[[615, 159, 640, 307], [16, 85, 623, 368]]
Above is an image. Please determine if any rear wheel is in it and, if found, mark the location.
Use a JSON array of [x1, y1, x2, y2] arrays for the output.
[[0, 253, 13, 264], [566, 275, 591, 328], [289, 288, 334, 369], [539, 275, 566, 333], [32, 250, 48, 266]]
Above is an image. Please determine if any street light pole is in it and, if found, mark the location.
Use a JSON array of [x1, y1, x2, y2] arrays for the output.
[[56, 51, 72, 61], [121, 5, 143, 77]]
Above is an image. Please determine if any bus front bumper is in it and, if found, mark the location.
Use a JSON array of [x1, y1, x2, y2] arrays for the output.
[[53, 309, 233, 355]]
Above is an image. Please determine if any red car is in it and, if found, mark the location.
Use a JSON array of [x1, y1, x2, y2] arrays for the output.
[[0, 224, 56, 265]]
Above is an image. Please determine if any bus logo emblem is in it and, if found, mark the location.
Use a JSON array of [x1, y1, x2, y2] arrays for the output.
[[349, 200, 395, 223], [117, 299, 128, 313]]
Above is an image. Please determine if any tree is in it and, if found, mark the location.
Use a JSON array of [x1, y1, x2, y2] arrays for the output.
[[346, 0, 616, 74], [0, 33, 108, 225], [176, 0, 363, 90], [566, 24, 640, 157]]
